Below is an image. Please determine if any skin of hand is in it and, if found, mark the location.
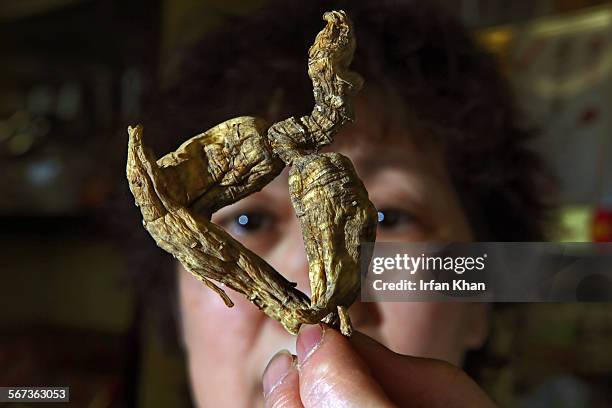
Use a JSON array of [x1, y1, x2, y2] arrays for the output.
[[262, 324, 497, 408]]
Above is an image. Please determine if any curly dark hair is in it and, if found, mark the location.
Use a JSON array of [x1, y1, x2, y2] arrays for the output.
[[115, 0, 555, 365]]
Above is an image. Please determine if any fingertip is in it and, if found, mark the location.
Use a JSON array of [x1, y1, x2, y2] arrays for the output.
[[296, 324, 324, 364], [263, 350, 295, 397], [263, 350, 302, 408]]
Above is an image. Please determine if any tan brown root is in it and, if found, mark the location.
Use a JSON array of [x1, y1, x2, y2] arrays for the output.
[[126, 10, 376, 337], [127, 125, 317, 334], [266, 10, 363, 165], [288, 153, 377, 320]]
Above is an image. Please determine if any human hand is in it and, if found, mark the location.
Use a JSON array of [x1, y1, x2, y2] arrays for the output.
[[262, 324, 496, 407]]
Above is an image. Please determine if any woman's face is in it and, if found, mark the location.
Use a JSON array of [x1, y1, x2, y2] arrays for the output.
[[177, 98, 489, 407]]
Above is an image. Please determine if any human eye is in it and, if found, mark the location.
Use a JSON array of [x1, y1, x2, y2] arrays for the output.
[[214, 207, 280, 253], [376, 207, 420, 237], [217, 209, 277, 236]]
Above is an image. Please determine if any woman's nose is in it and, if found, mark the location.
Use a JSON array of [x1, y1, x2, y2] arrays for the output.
[[268, 218, 312, 297]]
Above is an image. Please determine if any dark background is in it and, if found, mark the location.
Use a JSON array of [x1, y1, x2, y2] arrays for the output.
[[1, 0, 612, 406]]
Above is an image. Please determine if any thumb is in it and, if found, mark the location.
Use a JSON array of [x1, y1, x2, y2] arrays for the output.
[[296, 324, 395, 408]]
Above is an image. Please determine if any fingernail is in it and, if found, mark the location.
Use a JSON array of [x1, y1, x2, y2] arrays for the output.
[[297, 323, 324, 364], [262, 349, 294, 398]]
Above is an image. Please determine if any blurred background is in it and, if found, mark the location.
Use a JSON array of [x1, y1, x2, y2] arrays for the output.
[[1, 0, 612, 406]]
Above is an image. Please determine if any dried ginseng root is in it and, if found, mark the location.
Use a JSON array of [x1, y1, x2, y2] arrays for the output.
[[126, 10, 376, 336], [288, 153, 377, 336]]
